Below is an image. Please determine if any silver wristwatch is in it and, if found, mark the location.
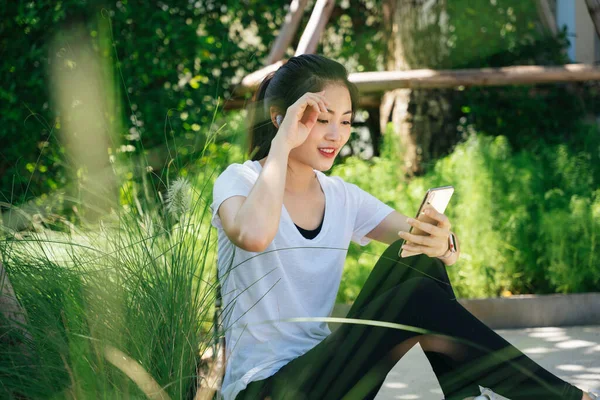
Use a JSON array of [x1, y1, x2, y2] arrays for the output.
[[439, 232, 457, 259]]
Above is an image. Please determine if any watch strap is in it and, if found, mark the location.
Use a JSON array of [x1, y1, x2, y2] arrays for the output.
[[439, 232, 457, 259]]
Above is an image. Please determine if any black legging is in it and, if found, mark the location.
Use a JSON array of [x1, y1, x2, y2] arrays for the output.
[[235, 239, 584, 400]]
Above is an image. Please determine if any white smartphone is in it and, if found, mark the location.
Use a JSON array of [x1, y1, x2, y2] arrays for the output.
[[399, 185, 454, 258]]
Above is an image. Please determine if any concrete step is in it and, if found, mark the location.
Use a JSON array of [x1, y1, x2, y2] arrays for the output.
[[372, 325, 600, 399], [329, 292, 600, 332]]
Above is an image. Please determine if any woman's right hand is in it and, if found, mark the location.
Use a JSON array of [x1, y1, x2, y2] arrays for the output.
[[274, 91, 330, 151]]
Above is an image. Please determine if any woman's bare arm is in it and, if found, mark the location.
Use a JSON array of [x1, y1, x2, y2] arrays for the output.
[[219, 137, 291, 252]]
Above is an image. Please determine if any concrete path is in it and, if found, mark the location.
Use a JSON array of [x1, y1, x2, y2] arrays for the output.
[[374, 325, 600, 400]]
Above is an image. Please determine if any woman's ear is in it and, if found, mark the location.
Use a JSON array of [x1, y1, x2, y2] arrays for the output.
[[270, 106, 283, 128]]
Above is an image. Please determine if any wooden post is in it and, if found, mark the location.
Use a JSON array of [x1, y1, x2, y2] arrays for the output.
[[265, 0, 310, 64], [585, 0, 600, 38], [536, 0, 558, 35], [295, 0, 336, 55]]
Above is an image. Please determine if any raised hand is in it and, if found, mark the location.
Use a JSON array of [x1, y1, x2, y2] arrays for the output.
[[275, 90, 330, 151]]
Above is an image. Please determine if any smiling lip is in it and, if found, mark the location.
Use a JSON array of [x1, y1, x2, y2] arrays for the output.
[[318, 148, 337, 158]]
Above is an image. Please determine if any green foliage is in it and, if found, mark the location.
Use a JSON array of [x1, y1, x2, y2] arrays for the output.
[[333, 122, 600, 302], [445, 0, 560, 69], [444, 0, 599, 154], [1, 0, 289, 212], [1, 0, 387, 218], [540, 191, 600, 293]]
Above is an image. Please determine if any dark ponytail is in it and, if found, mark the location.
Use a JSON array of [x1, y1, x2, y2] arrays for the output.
[[247, 71, 278, 161], [246, 54, 360, 161]]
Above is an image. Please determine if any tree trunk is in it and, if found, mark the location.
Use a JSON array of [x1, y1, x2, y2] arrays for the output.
[[535, 0, 558, 35], [585, 0, 600, 38], [380, 0, 453, 176]]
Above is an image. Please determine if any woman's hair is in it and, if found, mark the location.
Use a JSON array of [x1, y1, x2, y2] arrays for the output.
[[247, 54, 360, 161]]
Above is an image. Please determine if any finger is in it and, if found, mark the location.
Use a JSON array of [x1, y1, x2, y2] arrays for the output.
[[401, 243, 418, 251], [299, 100, 319, 124], [311, 95, 328, 113], [422, 205, 451, 230], [305, 94, 326, 114], [398, 231, 436, 246], [402, 246, 423, 257], [407, 217, 448, 237], [400, 242, 415, 254], [320, 100, 327, 113], [314, 99, 325, 113], [400, 244, 422, 258], [402, 242, 438, 257], [305, 99, 320, 113], [311, 92, 329, 105], [297, 93, 321, 110]]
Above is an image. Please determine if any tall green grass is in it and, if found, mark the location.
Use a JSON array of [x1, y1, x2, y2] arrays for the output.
[[1, 172, 222, 399], [0, 15, 228, 398]]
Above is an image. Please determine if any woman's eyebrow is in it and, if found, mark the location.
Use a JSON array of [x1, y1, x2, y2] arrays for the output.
[[325, 108, 352, 115]]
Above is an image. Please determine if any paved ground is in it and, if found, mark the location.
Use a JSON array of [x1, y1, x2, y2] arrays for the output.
[[374, 325, 600, 400]]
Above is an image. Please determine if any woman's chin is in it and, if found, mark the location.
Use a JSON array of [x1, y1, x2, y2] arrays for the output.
[[316, 159, 335, 170]]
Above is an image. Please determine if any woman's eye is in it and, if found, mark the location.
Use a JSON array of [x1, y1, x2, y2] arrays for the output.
[[318, 119, 353, 126]]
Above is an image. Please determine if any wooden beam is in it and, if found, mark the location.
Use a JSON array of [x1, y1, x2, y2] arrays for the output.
[[585, 0, 600, 38], [230, 63, 600, 111], [236, 62, 600, 99], [348, 63, 600, 92], [240, 60, 284, 89], [295, 0, 336, 56], [536, 0, 558, 35], [265, 0, 310, 65]]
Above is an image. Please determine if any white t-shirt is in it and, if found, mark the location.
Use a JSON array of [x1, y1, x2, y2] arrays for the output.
[[210, 159, 395, 400]]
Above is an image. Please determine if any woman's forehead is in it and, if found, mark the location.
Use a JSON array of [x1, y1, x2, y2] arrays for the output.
[[322, 84, 352, 110]]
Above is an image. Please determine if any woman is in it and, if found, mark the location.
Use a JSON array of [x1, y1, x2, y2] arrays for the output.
[[210, 54, 596, 400]]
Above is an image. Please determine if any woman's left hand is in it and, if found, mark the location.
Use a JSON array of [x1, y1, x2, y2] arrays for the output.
[[398, 203, 451, 258]]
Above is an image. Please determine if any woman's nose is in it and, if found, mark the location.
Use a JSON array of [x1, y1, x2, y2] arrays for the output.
[[325, 125, 340, 140]]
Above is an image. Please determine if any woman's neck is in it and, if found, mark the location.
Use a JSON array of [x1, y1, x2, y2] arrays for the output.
[[258, 157, 318, 195]]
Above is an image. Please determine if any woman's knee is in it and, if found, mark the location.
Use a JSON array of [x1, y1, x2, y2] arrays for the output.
[[351, 276, 448, 322], [370, 276, 443, 307], [398, 276, 443, 299]]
